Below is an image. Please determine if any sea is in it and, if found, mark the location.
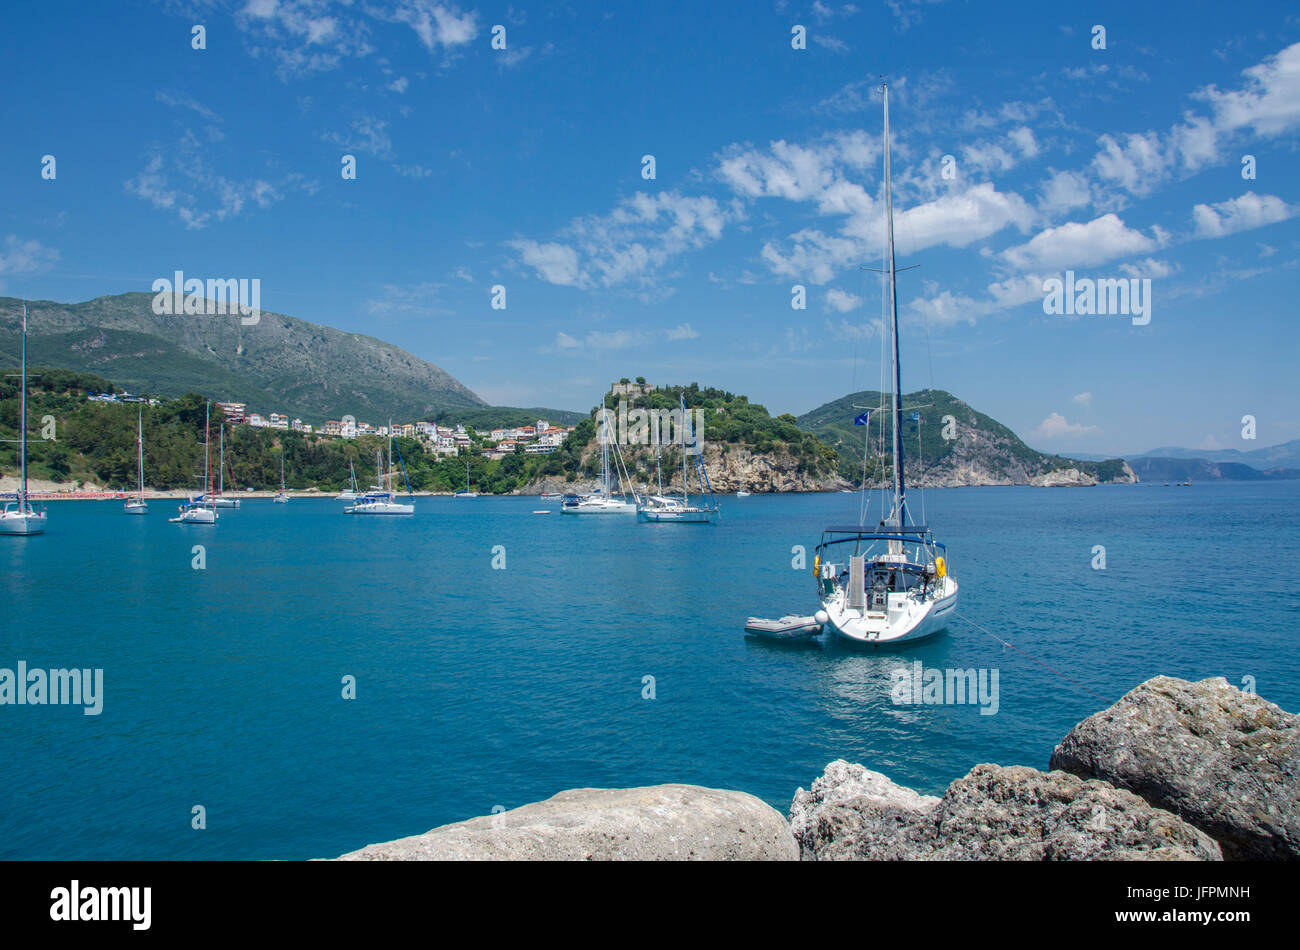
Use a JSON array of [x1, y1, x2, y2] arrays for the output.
[[2, 481, 1297, 859]]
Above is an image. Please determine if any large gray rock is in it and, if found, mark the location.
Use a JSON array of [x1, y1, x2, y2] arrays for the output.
[[789, 759, 939, 857], [337, 785, 799, 861], [1050, 675, 1299, 860], [791, 762, 1221, 861]]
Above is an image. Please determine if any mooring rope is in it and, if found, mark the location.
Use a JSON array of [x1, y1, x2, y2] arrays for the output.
[[953, 610, 1109, 703]]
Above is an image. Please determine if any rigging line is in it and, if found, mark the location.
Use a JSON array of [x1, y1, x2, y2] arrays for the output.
[[953, 611, 1109, 703]]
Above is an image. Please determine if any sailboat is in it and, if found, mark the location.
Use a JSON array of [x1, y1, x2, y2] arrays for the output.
[[454, 460, 478, 498], [561, 414, 638, 514], [637, 395, 719, 524], [193, 426, 240, 508], [345, 425, 414, 515], [337, 459, 360, 500], [124, 405, 148, 514], [811, 82, 957, 646], [273, 451, 288, 503], [171, 402, 218, 524], [1, 302, 48, 536]]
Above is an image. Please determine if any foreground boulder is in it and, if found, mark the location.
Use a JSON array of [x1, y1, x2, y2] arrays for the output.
[[338, 785, 798, 861], [790, 762, 1221, 861], [1050, 675, 1299, 860]]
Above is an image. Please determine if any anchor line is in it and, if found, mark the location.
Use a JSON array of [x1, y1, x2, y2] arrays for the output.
[[953, 611, 1109, 703]]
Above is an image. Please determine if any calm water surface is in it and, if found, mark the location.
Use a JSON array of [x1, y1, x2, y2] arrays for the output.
[[2, 482, 1297, 859]]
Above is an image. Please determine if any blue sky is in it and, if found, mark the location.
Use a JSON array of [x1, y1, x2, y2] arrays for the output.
[[1, 0, 1298, 456]]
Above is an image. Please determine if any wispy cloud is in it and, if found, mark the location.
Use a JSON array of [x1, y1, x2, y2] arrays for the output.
[[510, 192, 737, 291]]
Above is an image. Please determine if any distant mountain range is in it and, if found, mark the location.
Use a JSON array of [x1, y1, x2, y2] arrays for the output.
[[796, 389, 1135, 486], [1127, 457, 1300, 482], [1061, 440, 1300, 480], [1129, 440, 1300, 471], [0, 294, 582, 428]]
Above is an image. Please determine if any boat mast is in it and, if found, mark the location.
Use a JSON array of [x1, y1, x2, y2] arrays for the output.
[[204, 401, 213, 507], [883, 82, 907, 527], [680, 395, 690, 505], [18, 302, 27, 510], [137, 405, 145, 501], [218, 425, 224, 496]]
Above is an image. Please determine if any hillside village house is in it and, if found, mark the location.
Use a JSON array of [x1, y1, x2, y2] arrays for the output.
[[221, 401, 574, 460], [217, 401, 246, 423]]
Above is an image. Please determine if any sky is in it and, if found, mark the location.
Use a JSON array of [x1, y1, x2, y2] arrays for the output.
[[1, 0, 1298, 457]]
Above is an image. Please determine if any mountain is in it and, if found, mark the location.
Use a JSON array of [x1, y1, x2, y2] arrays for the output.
[[0, 293, 485, 424], [1128, 457, 1300, 482], [796, 389, 1136, 486], [528, 383, 848, 494], [1128, 439, 1300, 471]]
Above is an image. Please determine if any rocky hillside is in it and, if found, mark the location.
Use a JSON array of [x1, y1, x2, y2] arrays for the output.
[[797, 389, 1136, 487], [0, 293, 485, 424], [527, 383, 848, 494]]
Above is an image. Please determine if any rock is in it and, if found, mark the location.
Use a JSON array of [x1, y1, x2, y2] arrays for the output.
[[1050, 675, 1299, 860], [788, 759, 939, 857], [1031, 467, 1098, 487], [791, 762, 1221, 861], [337, 784, 799, 861]]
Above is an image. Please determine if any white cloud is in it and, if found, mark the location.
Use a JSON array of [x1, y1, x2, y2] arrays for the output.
[[155, 90, 221, 123], [1072, 392, 1092, 408], [1091, 131, 1170, 196], [1192, 191, 1296, 238], [1036, 412, 1099, 438], [1196, 41, 1300, 137], [0, 236, 59, 282], [510, 192, 734, 290], [1119, 258, 1175, 279], [124, 132, 302, 230], [825, 288, 862, 313], [894, 183, 1034, 250], [666, 323, 699, 340], [363, 281, 448, 319], [1037, 169, 1091, 215], [387, 76, 409, 93], [1002, 213, 1161, 271]]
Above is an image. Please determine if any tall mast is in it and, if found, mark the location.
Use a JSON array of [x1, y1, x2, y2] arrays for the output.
[[680, 395, 689, 505], [883, 82, 907, 526], [18, 302, 27, 508], [204, 401, 212, 503], [137, 405, 145, 501], [218, 425, 224, 495]]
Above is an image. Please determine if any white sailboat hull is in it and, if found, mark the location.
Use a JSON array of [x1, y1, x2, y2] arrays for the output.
[[561, 498, 636, 514], [172, 508, 217, 524], [345, 501, 413, 515], [124, 501, 148, 514], [0, 510, 47, 535], [195, 495, 240, 508], [636, 505, 718, 523], [820, 578, 958, 646]]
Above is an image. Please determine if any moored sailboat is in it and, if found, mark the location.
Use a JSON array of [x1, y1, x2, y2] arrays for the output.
[[171, 402, 218, 524], [273, 451, 288, 503], [345, 426, 414, 515], [124, 405, 148, 514], [637, 394, 719, 524], [561, 417, 637, 515], [1, 302, 48, 536], [454, 460, 478, 498], [811, 82, 957, 646], [337, 459, 360, 500]]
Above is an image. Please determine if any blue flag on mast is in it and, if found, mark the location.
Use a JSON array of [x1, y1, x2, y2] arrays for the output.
[[854, 411, 871, 426]]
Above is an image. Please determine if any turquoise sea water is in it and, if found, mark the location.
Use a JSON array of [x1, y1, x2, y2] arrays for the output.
[[2, 482, 1298, 859]]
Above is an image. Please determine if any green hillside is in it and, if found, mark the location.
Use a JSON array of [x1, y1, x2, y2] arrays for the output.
[[0, 293, 485, 425], [797, 389, 1133, 485]]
